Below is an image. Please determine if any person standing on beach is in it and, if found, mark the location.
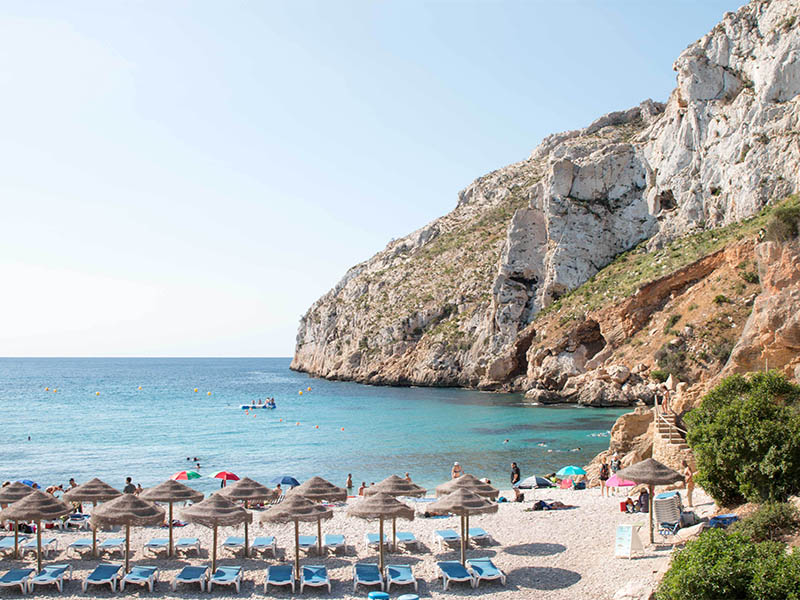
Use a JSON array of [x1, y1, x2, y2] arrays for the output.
[[451, 462, 463, 479], [682, 459, 695, 507], [123, 477, 136, 494], [510, 462, 520, 486], [345, 474, 353, 491], [599, 461, 610, 497], [609, 453, 621, 494]]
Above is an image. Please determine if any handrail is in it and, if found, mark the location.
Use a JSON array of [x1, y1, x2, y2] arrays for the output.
[[655, 411, 688, 444]]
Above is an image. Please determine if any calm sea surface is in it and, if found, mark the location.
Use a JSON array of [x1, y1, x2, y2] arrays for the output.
[[0, 358, 625, 492]]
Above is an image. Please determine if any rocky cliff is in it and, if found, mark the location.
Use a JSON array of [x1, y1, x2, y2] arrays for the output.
[[292, 0, 800, 397]]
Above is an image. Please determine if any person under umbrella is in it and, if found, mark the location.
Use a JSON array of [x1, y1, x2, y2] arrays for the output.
[[260, 493, 332, 583], [428, 488, 498, 565], [218, 477, 276, 556], [347, 492, 414, 573], [139, 479, 203, 557], [364, 474, 426, 551], [0, 491, 71, 571], [435, 472, 499, 552], [62, 477, 122, 557], [210, 471, 239, 489], [182, 493, 251, 573], [285, 476, 346, 555], [90, 494, 164, 573], [0, 482, 35, 559], [614, 458, 684, 544]]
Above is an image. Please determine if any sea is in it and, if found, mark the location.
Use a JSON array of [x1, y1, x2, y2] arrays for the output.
[[0, 358, 626, 493]]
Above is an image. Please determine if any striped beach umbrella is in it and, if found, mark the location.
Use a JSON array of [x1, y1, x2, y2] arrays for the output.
[[170, 470, 202, 481]]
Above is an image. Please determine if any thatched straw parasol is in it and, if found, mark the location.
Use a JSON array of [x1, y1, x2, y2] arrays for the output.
[[615, 458, 684, 544], [0, 491, 71, 571], [218, 477, 276, 557], [91, 494, 164, 572], [364, 475, 426, 551], [182, 493, 251, 572], [0, 482, 35, 559], [62, 478, 122, 557], [260, 494, 333, 581], [435, 473, 499, 499], [428, 488, 498, 565], [347, 492, 414, 572], [139, 479, 203, 557], [286, 477, 346, 555]]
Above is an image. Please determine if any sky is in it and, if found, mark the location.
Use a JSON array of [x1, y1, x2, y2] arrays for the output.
[[0, 0, 744, 357]]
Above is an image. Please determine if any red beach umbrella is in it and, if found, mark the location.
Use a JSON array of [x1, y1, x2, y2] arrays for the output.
[[210, 471, 240, 482], [170, 470, 202, 481]]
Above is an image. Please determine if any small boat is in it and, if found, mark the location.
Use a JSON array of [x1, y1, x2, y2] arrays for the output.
[[240, 404, 276, 410]]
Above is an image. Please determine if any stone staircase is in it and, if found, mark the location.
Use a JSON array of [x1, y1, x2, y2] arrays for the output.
[[653, 411, 691, 469]]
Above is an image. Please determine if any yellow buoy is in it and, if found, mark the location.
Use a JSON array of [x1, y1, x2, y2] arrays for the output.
[[137, 386, 142, 391], [207, 391, 212, 396], [95, 391, 100, 396], [53, 389, 57, 393], [44, 387, 49, 391], [307, 387, 312, 391], [194, 388, 198, 393], [298, 390, 303, 395]]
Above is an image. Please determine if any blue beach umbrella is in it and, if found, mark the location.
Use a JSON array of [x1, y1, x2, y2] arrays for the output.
[[555, 466, 586, 478], [17, 480, 39, 488], [270, 475, 300, 488]]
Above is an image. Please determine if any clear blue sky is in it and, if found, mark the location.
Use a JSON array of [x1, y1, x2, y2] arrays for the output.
[[1, 0, 742, 357]]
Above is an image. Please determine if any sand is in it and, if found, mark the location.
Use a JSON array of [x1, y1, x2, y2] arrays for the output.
[[1, 486, 716, 599]]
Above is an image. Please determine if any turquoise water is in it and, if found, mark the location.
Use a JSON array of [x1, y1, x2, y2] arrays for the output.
[[0, 358, 624, 492]]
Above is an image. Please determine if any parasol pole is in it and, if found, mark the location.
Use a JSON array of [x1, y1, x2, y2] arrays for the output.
[[294, 519, 300, 582], [460, 514, 466, 565], [392, 516, 397, 552], [13, 520, 20, 559], [125, 524, 130, 573], [36, 520, 42, 572], [92, 501, 97, 557], [212, 525, 218, 573], [648, 484, 655, 544], [317, 516, 322, 555], [378, 516, 385, 572], [168, 502, 174, 557], [244, 514, 249, 558], [465, 512, 471, 551]]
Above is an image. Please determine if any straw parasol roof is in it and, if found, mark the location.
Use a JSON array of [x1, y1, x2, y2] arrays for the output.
[[347, 492, 415, 571], [615, 458, 683, 544], [435, 473, 499, 499], [364, 475, 426, 498], [286, 476, 347, 502], [62, 478, 122, 503], [140, 479, 204, 503], [181, 493, 252, 528], [260, 494, 334, 581], [182, 493, 251, 572], [429, 488, 498, 565], [218, 477, 276, 502], [0, 491, 71, 570], [615, 458, 684, 486], [90, 494, 164, 572], [0, 481, 35, 504]]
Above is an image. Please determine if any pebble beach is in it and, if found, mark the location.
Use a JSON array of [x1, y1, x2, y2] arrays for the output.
[[1, 486, 715, 600]]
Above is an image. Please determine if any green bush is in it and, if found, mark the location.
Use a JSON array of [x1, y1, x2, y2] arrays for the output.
[[765, 200, 800, 242], [656, 529, 800, 600], [651, 369, 669, 383], [685, 371, 800, 505], [713, 294, 729, 304], [731, 502, 800, 542]]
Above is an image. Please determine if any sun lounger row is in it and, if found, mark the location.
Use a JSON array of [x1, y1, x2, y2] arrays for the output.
[[432, 528, 492, 551], [0, 558, 505, 593]]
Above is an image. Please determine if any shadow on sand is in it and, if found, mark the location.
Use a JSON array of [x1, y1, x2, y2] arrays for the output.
[[503, 542, 566, 556]]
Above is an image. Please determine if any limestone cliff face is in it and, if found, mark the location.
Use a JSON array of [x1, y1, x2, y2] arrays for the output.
[[292, 0, 800, 390]]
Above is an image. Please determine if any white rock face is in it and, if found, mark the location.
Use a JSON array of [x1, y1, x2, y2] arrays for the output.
[[292, 0, 800, 392]]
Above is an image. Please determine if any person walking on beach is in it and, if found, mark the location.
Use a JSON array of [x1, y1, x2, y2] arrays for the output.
[[510, 462, 520, 486], [123, 477, 136, 494], [682, 459, 695, 507], [599, 461, 610, 497], [451, 462, 463, 479], [609, 453, 621, 494]]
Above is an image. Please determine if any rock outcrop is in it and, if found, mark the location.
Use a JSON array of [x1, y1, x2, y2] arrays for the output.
[[293, 0, 800, 397]]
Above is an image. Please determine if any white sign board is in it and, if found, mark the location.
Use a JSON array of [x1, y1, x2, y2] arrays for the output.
[[615, 524, 644, 559]]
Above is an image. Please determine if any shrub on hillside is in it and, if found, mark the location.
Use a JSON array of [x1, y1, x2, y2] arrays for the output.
[[685, 371, 800, 505], [731, 502, 800, 542], [765, 200, 800, 242], [656, 529, 800, 600]]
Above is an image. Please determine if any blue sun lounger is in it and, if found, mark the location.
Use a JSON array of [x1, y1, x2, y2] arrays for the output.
[[395, 531, 419, 550], [121, 565, 159, 592], [22, 537, 58, 558], [208, 565, 242, 593], [468, 527, 492, 543], [323, 534, 345, 554], [298, 535, 317, 553], [250, 536, 277, 557], [144, 538, 169, 555], [385, 564, 417, 591], [175, 537, 201, 555], [66, 538, 93, 557], [222, 536, 245, 555], [437, 561, 475, 590], [82, 563, 123, 592], [466, 557, 506, 586], [364, 533, 389, 548], [171, 565, 208, 591], [0, 535, 28, 557], [433, 529, 461, 551], [0, 568, 34, 594], [265, 565, 294, 593], [98, 538, 125, 557], [353, 563, 382, 592], [30, 564, 72, 593], [300, 565, 330, 593]]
